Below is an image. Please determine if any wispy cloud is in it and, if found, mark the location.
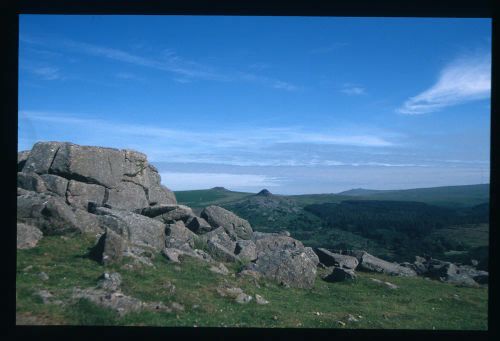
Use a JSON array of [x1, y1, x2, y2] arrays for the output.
[[340, 83, 365, 96], [397, 52, 491, 115], [20, 35, 299, 91], [33, 67, 61, 80], [20, 64, 62, 80], [237, 72, 300, 91], [20, 111, 394, 149]]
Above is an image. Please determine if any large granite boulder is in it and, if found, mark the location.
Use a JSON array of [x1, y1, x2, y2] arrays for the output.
[[235, 239, 257, 262], [323, 267, 357, 282], [348, 251, 417, 277], [22, 141, 63, 174], [50, 143, 124, 188], [92, 207, 166, 252], [164, 220, 197, 250], [315, 248, 359, 269], [200, 205, 253, 240], [17, 172, 47, 193], [18, 150, 31, 171], [253, 232, 304, 257], [245, 249, 317, 289], [40, 174, 69, 197], [198, 226, 239, 262], [19, 141, 176, 213], [91, 228, 127, 265], [17, 191, 89, 235], [185, 216, 213, 234]]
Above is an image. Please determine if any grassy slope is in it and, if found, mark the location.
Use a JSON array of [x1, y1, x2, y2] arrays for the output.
[[174, 189, 252, 209], [16, 234, 487, 329]]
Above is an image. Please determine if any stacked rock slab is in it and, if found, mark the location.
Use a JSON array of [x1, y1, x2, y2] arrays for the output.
[[17, 142, 176, 248]]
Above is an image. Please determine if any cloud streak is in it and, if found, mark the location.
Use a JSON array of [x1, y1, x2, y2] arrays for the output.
[[340, 83, 365, 96], [398, 52, 491, 114], [20, 35, 299, 91]]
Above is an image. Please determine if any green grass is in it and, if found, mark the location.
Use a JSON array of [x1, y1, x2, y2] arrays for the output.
[[16, 234, 488, 329], [174, 189, 252, 209]]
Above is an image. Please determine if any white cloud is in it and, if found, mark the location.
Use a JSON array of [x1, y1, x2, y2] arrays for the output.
[[398, 52, 491, 114], [21, 65, 61, 80], [20, 111, 395, 149], [340, 84, 365, 95], [159, 172, 282, 190]]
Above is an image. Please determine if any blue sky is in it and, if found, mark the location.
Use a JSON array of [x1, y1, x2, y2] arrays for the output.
[[18, 15, 491, 194]]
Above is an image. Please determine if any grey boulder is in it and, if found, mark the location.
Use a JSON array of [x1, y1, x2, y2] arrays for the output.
[[247, 249, 317, 289], [323, 267, 357, 282], [201, 205, 253, 240], [315, 248, 359, 269]]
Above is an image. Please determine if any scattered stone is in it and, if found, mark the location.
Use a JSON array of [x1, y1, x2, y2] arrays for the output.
[[17, 223, 43, 249], [72, 288, 142, 316], [143, 301, 172, 313], [337, 321, 346, 327], [209, 262, 230, 276], [235, 293, 253, 304], [35, 289, 62, 305], [97, 272, 122, 291], [216, 286, 243, 298], [38, 272, 49, 281], [163, 248, 183, 263], [255, 294, 269, 305], [347, 314, 359, 322], [162, 281, 176, 294], [370, 278, 398, 289], [22, 265, 33, 272], [170, 302, 185, 312], [237, 269, 262, 280]]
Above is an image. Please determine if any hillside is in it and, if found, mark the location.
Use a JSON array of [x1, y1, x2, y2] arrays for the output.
[[175, 186, 490, 265], [337, 184, 489, 207]]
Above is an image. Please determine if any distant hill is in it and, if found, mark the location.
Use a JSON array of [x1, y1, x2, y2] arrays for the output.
[[336, 184, 489, 207]]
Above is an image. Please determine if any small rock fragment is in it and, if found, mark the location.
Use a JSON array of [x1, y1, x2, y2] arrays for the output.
[[38, 272, 49, 281], [255, 294, 269, 305], [235, 293, 253, 304]]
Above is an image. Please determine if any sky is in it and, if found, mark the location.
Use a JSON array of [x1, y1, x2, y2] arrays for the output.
[[18, 15, 491, 194]]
